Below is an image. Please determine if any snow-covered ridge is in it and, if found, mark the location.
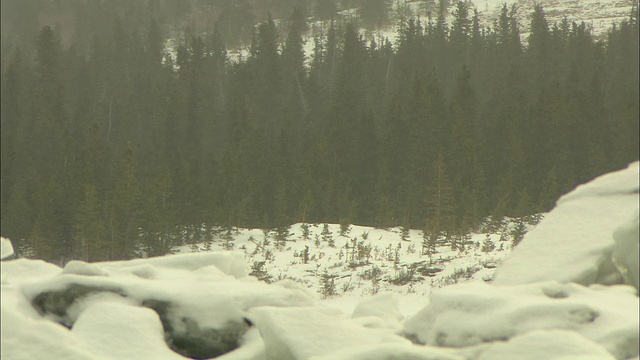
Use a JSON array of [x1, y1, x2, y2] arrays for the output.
[[494, 161, 639, 287]]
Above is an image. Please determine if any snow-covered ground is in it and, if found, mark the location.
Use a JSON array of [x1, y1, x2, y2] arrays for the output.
[[173, 219, 526, 308], [166, 0, 636, 65], [1, 162, 638, 359], [471, 0, 635, 40]]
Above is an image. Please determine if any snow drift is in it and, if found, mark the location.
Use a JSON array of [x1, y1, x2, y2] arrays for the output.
[[403, 162, 639, 360], [493, 162, 639, 288]]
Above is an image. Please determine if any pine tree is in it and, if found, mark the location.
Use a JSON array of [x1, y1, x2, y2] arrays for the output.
[[424, 152, 454, 253], [315, 0, 337, 21], [74, 184, 108, 261], [450, 1, 471, 64], [360, 0, 392, 30], [108, 142, 141, 260]]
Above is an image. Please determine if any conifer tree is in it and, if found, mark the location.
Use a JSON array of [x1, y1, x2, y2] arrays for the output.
[[74, 184, 108, 261], [360, 0, 392, 30]]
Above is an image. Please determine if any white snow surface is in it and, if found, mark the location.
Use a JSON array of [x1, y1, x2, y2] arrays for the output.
[[477, 329, 617, 360], [1, 237, 14, 260], [250, 305, 409, 360], [493, 162, 640, 287], [613, 209, 640, 291], [351, 292, 405, 330], [71, 302, 183, 360]]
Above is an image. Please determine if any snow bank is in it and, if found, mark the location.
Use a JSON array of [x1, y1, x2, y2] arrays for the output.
[[63, 260, 108, 276], [250, 306, 409, 360], [1, 251, 314, 360], [310, 342, 464, 360], [477, 329, 616, 360], [493, 162, 639, 287], [1, 237, 14, 260], [402, 281, 639, 359], [612, 210, 639, 291], [72, 302, 183, 360], [351, 293, 405, 330], [2, 164, 638, 359], [1, 258, 62, 284], [100, 251, 249, 278], [1, 285, 100, 360]]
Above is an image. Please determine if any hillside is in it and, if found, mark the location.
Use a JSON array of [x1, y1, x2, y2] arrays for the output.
[[472, 0, 637, 39]]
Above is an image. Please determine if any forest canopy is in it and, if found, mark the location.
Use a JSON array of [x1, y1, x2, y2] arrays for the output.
[[1, 0, 638, 263]]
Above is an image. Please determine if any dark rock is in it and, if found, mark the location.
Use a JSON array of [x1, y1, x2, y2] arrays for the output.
[[31, 283, 125, 328], [142, 299, 250, 359]]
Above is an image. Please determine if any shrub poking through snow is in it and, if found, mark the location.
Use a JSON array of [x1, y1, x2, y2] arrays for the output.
[[387, 264, 421, 286], [250, 261, 272, 283], [510, 219, 527, 248], [339, 223, 351, 237], [400, 226, 410, 242], [274, 226, 291, 251], [301, 223, 311, 241], [221, 229, 235, 251], [319, 270, 338, 298], [481, 234, 495, 253]]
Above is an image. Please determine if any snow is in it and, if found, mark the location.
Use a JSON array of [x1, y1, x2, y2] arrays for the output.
[[310, 342, 465, 360], [351, 292, 405, 330], [1, 237, 14, 260], [477, 329, 617, 360], [403, 281, 639, 359], [469, 0, 635, 40], [100, 251, 249, 278], [215, 327, 266, 360], [2, 162, 639, 359], [1, 251, 317, 360], [71, 302, 183, 360], [493, 162, 639, 287], [250, 306, 408, 360], [613, 210, 640, 291], [63, 260, 108, 277], [1, 285, 100, 360]]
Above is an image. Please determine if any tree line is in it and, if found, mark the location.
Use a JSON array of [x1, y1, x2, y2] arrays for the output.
[[1, 0, 638, 263]]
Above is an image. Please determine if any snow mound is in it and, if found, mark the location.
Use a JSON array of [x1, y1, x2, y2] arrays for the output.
[[1, 237, 14, 260], [310, 342, 464, 360], [2, 251, 315, 359], [351, 293, 405, 330], [493, 162, 639, 287], [63, 260, 108, 276], [1, 258, 62, 285], [477, 329, 616, 360], [612, 210, 639, 291], [72, 302, 183, 360], [1, 284, 100, 360], [101, 251, 249, 278], [250, 306, 409, 360], [402, 281, 639, 359]]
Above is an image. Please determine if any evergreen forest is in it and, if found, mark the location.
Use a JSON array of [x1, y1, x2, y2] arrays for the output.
[[1, 0, 638, 263]]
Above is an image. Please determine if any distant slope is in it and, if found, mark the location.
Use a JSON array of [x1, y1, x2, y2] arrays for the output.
[[471, 0, 636, 39]]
